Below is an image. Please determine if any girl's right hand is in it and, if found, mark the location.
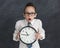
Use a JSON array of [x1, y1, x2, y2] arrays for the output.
[[16, 32, 20, 40]]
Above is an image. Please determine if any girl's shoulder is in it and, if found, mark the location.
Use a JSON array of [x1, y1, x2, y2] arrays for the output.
[[16, 19, 25, 24], [34, 19, 42, 23]]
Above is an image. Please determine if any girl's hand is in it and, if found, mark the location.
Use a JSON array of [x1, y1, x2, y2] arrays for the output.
[[35, 32, 42, 40], [16, 32, 20, 40]]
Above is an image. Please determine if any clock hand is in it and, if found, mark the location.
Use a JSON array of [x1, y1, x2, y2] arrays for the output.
[[21, 34, 27, 36], [26, 32, 29, 36]]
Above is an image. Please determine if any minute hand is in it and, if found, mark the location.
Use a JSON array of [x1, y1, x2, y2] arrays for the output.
[[26, 32, 29, 36]]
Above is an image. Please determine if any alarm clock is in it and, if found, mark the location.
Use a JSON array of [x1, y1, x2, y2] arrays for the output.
[[19, 26, 37, 45]]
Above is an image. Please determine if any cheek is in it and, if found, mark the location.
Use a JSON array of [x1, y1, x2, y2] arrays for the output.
[[25, 16, 29, 20], [32, 16, 36, 19], [24, 15, 28, 18]]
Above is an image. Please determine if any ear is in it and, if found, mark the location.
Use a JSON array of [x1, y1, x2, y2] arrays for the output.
[[34, 13, 37, 17], [23, 13, 25, 17]]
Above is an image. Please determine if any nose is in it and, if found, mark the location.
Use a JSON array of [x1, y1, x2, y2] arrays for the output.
[[28, 14, 32, 16]]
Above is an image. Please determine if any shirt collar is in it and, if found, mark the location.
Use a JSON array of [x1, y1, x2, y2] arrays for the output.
[[24, 19, 35, 25]]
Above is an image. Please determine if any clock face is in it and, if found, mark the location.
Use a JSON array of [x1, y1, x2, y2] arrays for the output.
[[20, 26, 37, 45]]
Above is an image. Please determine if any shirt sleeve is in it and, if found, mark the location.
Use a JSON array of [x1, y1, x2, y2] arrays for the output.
[[13, 21, 21, 41], [38, 19, 45, 40]]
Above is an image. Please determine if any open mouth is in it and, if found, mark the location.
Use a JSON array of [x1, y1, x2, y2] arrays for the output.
[[28, 18, 31, 20]]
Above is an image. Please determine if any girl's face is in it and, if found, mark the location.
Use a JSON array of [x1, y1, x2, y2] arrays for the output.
[[23, 6, 37, 22]]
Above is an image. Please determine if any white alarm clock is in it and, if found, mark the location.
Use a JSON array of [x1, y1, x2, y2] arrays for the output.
[[19, 26, 37, 45]]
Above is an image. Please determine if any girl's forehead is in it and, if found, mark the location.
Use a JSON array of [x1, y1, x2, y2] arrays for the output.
[[25, 6, 35, 12]]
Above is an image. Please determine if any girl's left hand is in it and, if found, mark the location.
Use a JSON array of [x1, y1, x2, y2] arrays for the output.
[[35, 32, 42, 40]]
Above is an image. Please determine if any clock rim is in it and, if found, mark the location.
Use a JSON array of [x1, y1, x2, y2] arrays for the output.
[[19, 26, 37, 45]]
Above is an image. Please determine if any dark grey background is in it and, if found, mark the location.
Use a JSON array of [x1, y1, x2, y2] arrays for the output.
[[0, 0, 60, 48]]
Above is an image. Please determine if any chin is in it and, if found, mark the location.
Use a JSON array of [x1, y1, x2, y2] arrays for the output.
[[28, 19, 33, 22], [28, 20, 31, 22]]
